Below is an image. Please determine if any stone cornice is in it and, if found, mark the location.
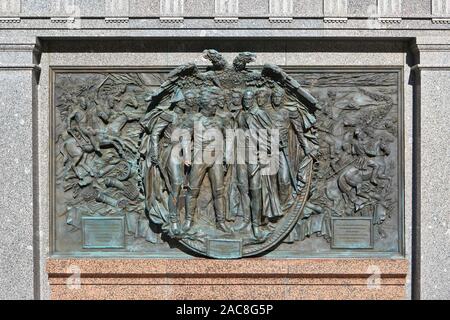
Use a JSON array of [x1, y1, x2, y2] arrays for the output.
[[0, 37, 41, 66], [0, 43, 39, 51], [0, 64, 40, 71], [0, 36, 40, 47], [0, 17, 449, 32], [411, 64, 450, 70], [410, 38, 450, 70], [412, 37, 450, 52], [0, 0, 445, 21]]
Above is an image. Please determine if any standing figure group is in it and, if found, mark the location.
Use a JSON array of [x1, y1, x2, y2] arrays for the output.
[[141, 85, 318, 240]]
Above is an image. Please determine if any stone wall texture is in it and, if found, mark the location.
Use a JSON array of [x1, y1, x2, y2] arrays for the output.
[[47, 259, 409, 300]]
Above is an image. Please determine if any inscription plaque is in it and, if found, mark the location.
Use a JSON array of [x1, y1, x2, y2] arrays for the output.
[[207, 239, 243, 259], [82, 217, 126, 249], [331, 217, 374, 249]]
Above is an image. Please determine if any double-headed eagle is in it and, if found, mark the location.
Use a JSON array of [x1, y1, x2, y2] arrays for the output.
[[145, 49, 318, 112]]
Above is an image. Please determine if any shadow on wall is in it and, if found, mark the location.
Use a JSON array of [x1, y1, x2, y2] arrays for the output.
[[42, 38, 408, 54]]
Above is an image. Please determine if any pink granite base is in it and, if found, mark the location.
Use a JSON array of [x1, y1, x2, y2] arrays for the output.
[[47, 258, 408, 300]]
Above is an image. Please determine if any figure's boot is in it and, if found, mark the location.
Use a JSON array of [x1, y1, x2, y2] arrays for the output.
[[250, 188, 270, 240], [252, 222, 270, 240], [368, 163, 379, 185], [232, 186, 251, 232], [217, 221, 232, 233], [168, 184, 182, 236], [214, 187, 231, 233], [182, 219, 192, 233], [183, 186, 199, 232], [232, 217, 250, 232], [170, 221, 181, 236]]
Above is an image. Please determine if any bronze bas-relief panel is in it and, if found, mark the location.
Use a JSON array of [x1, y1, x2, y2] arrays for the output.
[[51, 56, 402, 258]]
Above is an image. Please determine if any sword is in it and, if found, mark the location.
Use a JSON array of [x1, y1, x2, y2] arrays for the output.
[[153, 161, 177, 208], [280, 144, 299, 194], [324, 158, 357, 180]]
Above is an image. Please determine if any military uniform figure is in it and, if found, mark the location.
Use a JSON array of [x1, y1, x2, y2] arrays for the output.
[[266, 88, 297, 205], [254, 88, 284, 218], [269, 88, 320, 202], [238, 90, 272, 240], [184, 91, 230, 233], [225, 90, 252, 232], [147, 92, 192, 235]]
